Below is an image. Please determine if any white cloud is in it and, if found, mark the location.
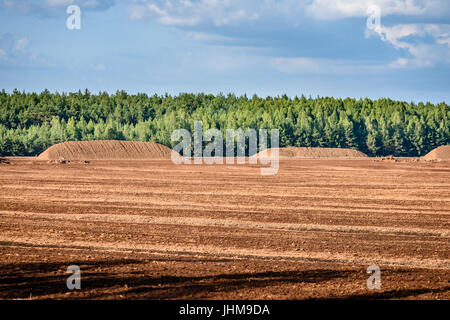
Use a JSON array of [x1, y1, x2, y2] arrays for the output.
[[3, 0, 449, 72], [367, 23, 450, 68], [306, 0, 450, 20], [0, 0, 115, 15], [0, 34, 54, 68], [437, 38, 450, 46], [184, 31, 235, 42], [272, 20, 450, 73], [271, 57, 381, 74], [127, 1, 450, 26], [0, 34, 36, 65], [92, 64, 105, 71], [12, 37, 29, 52], [127, 0, 260, 26], [45, 0, 75, 7], [128, 1, 450, 70]]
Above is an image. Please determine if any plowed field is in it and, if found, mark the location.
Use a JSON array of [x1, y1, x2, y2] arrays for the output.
[[0, 158, 448, 299]]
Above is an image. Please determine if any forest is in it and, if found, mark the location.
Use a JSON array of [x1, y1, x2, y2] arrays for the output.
[[0, 89, 448, 157]]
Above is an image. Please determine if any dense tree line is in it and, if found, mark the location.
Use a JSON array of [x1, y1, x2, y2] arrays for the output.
[[0, 89, 448, 157]]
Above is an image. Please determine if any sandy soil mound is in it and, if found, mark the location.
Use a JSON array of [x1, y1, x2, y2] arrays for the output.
[[252, 147, 368, 159], [422, 145, 450, 161], [38, 140, 173, 160]]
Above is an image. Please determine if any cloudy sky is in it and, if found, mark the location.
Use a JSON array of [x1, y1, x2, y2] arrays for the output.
[[0, 0, 449, 102]]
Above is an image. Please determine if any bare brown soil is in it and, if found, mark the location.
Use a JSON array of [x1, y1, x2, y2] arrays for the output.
[[37, 140, 173, 160], [0, 158, 449, 300], [253, 147, 368, 159], [423, 145, 450, 161]]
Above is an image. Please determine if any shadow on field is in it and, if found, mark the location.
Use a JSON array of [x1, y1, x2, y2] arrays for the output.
[[0, 258, 351, 299], [1, 258, 447, 299], [119, 269, 353, 300]]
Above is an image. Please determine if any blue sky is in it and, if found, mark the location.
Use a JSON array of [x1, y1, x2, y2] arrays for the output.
[[0, 0, 449, 102]]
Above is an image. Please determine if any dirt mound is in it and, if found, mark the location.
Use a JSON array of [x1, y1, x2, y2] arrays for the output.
[[252, 147, 368, 159], [38, 140, 173, 160], [422, 145, 450, 161]]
